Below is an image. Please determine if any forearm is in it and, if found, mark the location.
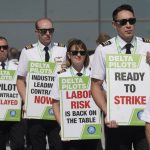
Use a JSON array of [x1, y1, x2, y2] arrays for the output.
[[52, 100, 61, 125], [16, 76, 26, 104], [91, 78, 107, 115], [145, 122, 150, 147]]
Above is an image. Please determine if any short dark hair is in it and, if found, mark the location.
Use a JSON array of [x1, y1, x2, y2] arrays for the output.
[[112, 4, 135, 21], [0, 36, 7, 42], [66, 39, 89, 67]]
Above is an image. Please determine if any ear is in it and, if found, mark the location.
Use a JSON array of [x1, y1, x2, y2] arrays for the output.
[[35, 30, 38, 36], [112, 21, 117, 30]]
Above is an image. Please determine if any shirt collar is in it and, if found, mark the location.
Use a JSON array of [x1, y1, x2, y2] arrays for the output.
[[117, 35, 136, 50], [0, 59, 8, 69], [71, 66, 85, 75], [0, 59, 8, 64], [38, 41, 52, 51]]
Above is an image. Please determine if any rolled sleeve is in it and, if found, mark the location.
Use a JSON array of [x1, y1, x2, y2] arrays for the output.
[[17, 49, 28, 77]]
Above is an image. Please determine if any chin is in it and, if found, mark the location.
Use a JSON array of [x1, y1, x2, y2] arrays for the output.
[[124, 35, 133, 42]]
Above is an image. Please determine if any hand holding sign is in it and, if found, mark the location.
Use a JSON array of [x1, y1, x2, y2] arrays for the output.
[[105, 115, 118, 128]]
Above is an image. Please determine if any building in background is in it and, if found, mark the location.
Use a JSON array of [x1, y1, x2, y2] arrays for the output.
[[0, 0, 150, 51]]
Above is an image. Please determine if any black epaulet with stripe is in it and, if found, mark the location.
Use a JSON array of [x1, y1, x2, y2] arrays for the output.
[[101, 41, 112, 47], [25, 44, 34, 50], [58, 42, 65, 47], [57, 69, 66, 74], [142, 38, 150, 43]]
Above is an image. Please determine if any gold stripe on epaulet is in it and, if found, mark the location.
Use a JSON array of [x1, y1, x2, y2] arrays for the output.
[[57, 69, 66, 74], [58, 43, 65, 47], [25, 44, 33, 49], [143, 38, 150, 43], [101, 41, 111, 47]]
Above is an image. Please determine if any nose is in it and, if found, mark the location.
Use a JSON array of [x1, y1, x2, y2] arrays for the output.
[[126, 21, 131, 27], [0, 48, 4, 52], [45, 30, 50, 35], [77, 52, 81, 56]]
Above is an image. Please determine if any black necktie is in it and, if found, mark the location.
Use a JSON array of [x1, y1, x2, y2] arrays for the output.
[[76, 73, 83, 76], [44, 46, 49, 62], [1, 62, 5, 69], [125, 43, 132, 54]]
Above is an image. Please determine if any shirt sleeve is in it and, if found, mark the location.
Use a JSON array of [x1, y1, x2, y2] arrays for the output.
[[91, 45, 106, 80], [17, 49, 28, 77]]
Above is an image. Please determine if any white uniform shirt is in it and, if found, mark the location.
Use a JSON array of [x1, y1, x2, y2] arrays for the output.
[[0, 59, 18, 70], [17, 41, 67, 77], [89, 54, 94, 70], [51, 67, 91, 101], [91, 36, 150, 81], [8, 59, 18, 70]]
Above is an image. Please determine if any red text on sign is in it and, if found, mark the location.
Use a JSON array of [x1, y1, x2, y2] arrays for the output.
[[71, 100, 90, 109], [66, 90, 91, 99], [114, 96, 146, 105], [34, 96, 54, 104]]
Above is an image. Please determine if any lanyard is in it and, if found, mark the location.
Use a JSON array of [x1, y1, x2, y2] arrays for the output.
[[69, 66, 86, 76], [115, 37, 137, 54], [37, 43, 52, 61]]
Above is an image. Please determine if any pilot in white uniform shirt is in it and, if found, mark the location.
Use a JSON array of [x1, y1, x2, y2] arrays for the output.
[[91, 36, 150, 82], [17, 41, 67, 77]]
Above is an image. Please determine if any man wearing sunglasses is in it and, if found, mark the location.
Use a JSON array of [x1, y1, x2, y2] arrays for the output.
[[91, 4, 150, 150], [0, 36, 24, 150], [0, 37, 9, 70], [17, 18, 66, 150]]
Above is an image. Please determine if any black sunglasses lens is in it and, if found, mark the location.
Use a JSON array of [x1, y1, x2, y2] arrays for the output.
[[48, 28, 54, 33], [129, 18, 136, 25], [117, 18, 136, 26], [38, 29, 46, 34], [38, 28, 54, 34], [71, 51, 86, 56], [71, 51, 78, 55], [80, 51, 86, 55], [0, 45, 8, 50], [119, 19, 128, 26], [3, 46, 8, 49]]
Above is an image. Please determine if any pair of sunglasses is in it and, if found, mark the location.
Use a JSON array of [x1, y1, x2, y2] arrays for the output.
[[115, 18, 136, 26], [70, 51, 87, 56], [37, 28, 54, 35], [0, 45, 8, 50]]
